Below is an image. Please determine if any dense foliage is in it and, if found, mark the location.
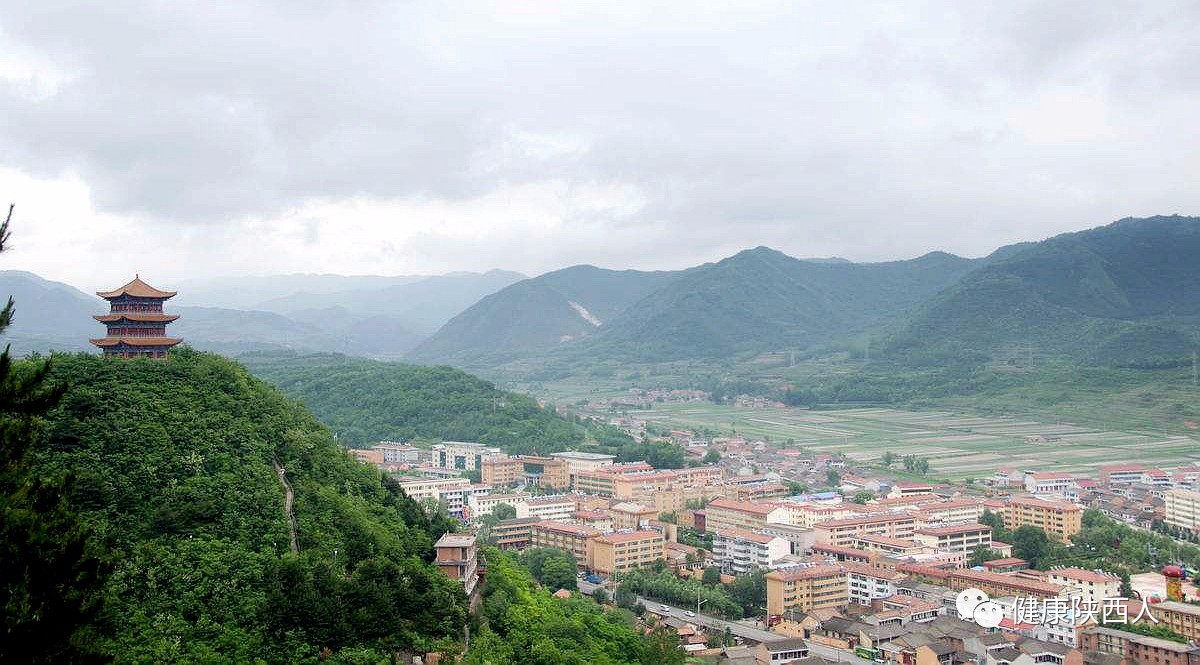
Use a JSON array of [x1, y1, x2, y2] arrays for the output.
[[241, 352, 585, 451], [468, 547, 674, 664], [617, 569, 741, 619], [31, 349, 467, 660]]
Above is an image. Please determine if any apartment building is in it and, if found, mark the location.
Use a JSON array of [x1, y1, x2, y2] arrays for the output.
[[467, 492, 529, 520], [672, 465, 724, 487], [1025, 472, 1075, 495], [372, 441, 421, 464], [397, 477, 482, 519], [574, 462, 654, 495], [532, 521, 600, 568], [494, 517, 538, 550], [1008, 496, 1082, 540], [853, 534, 926, 556], [526, 495, 575, 522], [705, 498, 788, 533], [888, 483, 935, 499], [1081, 627, 1200, 665], [913, 524, 992, 555], [907, 498, 984, 524], [813, 513, 918, 547], [481, 456, 522, 486], [591, 530, 665, 577], [765, 565, 848, 616], [945, 568, 1064, 601], [1165, 488, 1200, 533], [550, 451, 616, 484], [611, 502, 658, 530], [758, 523, 817, 555], [772, 502, 860, 528], [711, 528, 790, 574], [432, 441, 502, 471], [1047, 568, 1120, 606], [1148, 601, 1200, 641], [843, 562, 905, 606], [729, 481, 790, 501], [1099, 464, 1147, 486], [435, 533, 479, 597]]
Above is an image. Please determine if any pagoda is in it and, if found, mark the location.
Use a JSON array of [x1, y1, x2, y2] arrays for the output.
[[90, 276, 182, 358]]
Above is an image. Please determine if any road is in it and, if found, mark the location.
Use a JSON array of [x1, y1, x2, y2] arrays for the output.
[[577, 579, 779, 642], [804, 641, 861, 663]]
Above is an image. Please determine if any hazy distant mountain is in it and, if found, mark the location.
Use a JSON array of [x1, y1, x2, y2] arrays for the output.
[[255, 269, 526, 335], [0, 270, 99, 353], [171, 273, 429, 309], [885, 215, 1200, 367], [408, 265, 679, 364]]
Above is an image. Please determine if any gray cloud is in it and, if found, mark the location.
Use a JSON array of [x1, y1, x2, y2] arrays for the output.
[[1, 0, 1198, 284]]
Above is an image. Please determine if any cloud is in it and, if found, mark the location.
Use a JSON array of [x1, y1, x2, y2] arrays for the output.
[[1, 0, 1198, 288]]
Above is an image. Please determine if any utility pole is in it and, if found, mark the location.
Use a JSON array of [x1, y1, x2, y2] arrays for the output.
[[696, 587, 708, 616]]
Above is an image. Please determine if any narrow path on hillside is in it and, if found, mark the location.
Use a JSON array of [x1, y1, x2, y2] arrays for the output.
[[273, 457, 300, 554]]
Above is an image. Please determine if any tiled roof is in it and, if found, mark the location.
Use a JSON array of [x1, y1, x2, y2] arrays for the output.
[[93, 313, 179, 323], [96, 276, 176, 299], [89, 336, 182, 347]]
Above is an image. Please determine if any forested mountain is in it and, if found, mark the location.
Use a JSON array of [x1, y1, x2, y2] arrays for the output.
[[25, 349, 467, 660], [884, 215, 1200, 367], [408, 265, 679, 365], [583, 247, 979, 361]]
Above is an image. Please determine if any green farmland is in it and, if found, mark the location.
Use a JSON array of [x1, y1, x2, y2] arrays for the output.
[[631, 402, 1200, 480]]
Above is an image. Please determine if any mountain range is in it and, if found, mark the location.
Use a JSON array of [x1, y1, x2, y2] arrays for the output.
[[5, 215, 1199, 372]]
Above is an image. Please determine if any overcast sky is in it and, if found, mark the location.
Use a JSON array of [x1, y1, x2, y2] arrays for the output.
[[1, 1, 1198, 291]]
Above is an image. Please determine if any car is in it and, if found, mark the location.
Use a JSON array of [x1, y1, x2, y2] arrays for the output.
[[660, 604, 670, 611], [685, 611, 695, 617]]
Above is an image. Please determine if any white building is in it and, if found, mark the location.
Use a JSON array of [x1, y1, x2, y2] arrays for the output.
[[525, 495, 575, 522], [711, 527, 790, 574], [397, 476, 489, 519], [1024, 472, 1075, 495], [373, 441, 421, 464], [913, 524, 992, 555], [844, 563, 905, 605], [1166, 488, 1200, 533], [467, 492, 530, 520], [432, 441, 502, 471]]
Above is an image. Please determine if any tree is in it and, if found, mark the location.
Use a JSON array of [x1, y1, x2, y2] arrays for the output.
[[703, 449, 721, 464], [881, 451, 896, 467], [614, 583, 637, 609], [0, 204, 103, 663], [980, 509, 1008, 541], [492, 503, 517, 521], [593, 587, 608, 605], [539, 556, 577, 592], [968, 545, 1002, 567], [702, 566, 722, 586], [1011, 526, 1052, 569], [728, 568, 767, 618], [785, 481, 808, 495], [851, 490, 874, 504], [826, 469, 841, 487]]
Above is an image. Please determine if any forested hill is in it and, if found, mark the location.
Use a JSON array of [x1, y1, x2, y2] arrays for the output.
[[32, 349, 467, 661], [884, 215, 1200, 367]]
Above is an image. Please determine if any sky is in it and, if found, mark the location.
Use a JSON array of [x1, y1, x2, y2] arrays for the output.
[[1, 0, 1198, 291]]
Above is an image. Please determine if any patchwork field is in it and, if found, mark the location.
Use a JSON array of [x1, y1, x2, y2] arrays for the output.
[[630, 403, 1200, 480]]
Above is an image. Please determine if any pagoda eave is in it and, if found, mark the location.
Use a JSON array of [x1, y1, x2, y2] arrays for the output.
[[89, 337, 183, 348], [96, 276, 177, 300], [93, 313, 180, 323]]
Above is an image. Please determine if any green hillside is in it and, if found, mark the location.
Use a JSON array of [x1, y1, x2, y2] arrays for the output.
[[27, 349, 467, 661], [586, 247, 979, 361], [408, 265, 679, 366], [885, 215, 1200, 367]]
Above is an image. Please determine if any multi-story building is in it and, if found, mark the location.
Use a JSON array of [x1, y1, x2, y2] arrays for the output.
[[813, 513, 917, 547], [711, 528, 790, 574], [944, 568, 1064, 601], [1099, 464, 1147, 486], [550, 451, 616, 485], [532, 521, 600, 568], [611, 502, 658, 530], [373, 441, 421, 464], [1081, 626, 1200, 665], [843, 562, 905, 606], [705, 498, 788, 533], [771, 502, 860, 528], [574, 462, 654, 495], [906, 498, 984, 524], [432, 441, 502, 471], [526, 495, 576, 522], [1025, 472, 1075, 495], [1047, 568, 1120, 606], [1165, 488, 1200, 533], [765, 565, 848, 616], [435, 533, 479, 597], [853, 534, 925, 556], [888, 483, 934, 499], [1149, 601, 1200, 641], [729, 481, 790, 501], [912, 524, 992, 555], [467, 492, 529, 520], [1008, 496, 1082, 540], [494, 517, 538, 550], [591, 530, 665, 577], [481, 456, 523, 487], [397, 477, 480, 519], [758, 523, 816, 555]]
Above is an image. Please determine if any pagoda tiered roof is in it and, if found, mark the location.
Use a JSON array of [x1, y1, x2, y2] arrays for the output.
[[89, 337, 183, 348], [96, 276, 177, 299], [93, 313, 180, 323]]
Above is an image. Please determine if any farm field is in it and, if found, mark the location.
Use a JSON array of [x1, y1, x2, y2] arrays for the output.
[[630, 402, 1200, 480]]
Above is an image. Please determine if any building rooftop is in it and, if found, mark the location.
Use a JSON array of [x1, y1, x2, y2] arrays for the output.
[[1049, 567, 1119, 584], [435, 533, 477, 548], [551, 451, 617, 461], [1010, 495, 1080, 511], [96, 276, 177, 299], [915, 523, 991, 537], [595, 530, 663, 544], [766, 564, 846, 582]]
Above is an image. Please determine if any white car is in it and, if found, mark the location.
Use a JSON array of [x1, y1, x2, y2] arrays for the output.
[[660, 604, 669, 611], [685, 611, 695, 617]]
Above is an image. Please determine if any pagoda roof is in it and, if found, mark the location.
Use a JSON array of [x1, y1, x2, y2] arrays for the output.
[[93, 313, 179, 323], [89, 337, 183, 348], [96, 276, 176, 299]]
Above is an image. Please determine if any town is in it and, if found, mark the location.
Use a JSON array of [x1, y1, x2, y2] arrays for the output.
[[352, 433, 1200, 665]]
